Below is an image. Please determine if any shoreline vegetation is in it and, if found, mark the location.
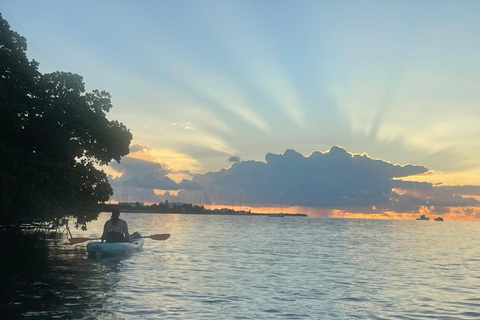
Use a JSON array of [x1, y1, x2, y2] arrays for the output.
[[100, 202, 308, 217], [1, 14, 132, 230]]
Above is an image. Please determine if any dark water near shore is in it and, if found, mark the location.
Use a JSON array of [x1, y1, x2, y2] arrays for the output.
[[2, 213, 480, 319]]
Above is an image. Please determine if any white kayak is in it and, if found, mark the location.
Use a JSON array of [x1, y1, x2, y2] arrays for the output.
[[87, 233, 144, 257]]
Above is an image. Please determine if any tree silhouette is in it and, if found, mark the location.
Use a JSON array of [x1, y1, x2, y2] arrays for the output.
[[0, 14, 132, 229]]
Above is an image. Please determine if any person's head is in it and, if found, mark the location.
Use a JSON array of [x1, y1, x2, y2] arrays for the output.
[[111, 207, 120, 223]]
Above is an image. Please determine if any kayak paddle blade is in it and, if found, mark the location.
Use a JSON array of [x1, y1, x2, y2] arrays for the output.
[[148, 234, 170, 241], [69, 237, 93, 244]]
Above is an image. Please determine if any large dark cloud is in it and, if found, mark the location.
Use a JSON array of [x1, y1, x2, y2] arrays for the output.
[[108, 145, 480, 213], [191, 146, 480, 211]]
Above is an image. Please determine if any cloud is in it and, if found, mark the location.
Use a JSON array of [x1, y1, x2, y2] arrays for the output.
[[110, 156, 168, 180], [189, 146, 480, 212], [129, 144, 151, 153], [124, 173, 179, 190], [228, 155, 241, 162], [387, 183, 480, 212], [109, 177, 157, 202], [123, 172, 202, 191], [110, 157, 202, 191], [108, 145, 480, 215], [171, 122, 197, 131], [177, 179, 203, 190], [436, 185, 480, 196], [108, 147, 203, 202]]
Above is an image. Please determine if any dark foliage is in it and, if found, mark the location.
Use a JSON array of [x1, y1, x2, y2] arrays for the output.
[[0, 14, 132, 229]]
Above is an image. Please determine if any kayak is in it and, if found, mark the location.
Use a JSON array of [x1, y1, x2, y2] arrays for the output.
[[87, 232, 144, 257]]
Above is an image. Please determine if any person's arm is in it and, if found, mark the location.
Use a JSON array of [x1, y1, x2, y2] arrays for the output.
[[100, 222, 108, 242], [124, 221, 131, 241]]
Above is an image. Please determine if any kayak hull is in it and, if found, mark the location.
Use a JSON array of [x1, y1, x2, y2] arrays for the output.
[[87, 237, 144, 257]]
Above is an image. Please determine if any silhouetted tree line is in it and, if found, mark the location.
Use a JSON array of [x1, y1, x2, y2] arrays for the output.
[[0, 14, 132, 229], [100, 202, 207, 214]]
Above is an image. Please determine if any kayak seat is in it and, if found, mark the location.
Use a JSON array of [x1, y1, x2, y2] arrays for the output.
[[131, 231, 142, 239]]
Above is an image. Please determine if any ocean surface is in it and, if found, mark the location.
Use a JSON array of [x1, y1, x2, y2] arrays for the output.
[[2, 213, 480, 319]]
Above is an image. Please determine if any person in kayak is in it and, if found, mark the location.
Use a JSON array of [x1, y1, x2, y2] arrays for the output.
[[101, 207, 131, 243]]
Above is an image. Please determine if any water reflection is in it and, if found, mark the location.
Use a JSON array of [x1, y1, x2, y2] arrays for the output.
[[0, 231, 129, 319]]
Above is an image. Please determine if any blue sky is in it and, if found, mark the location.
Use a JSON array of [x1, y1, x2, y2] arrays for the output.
[[3, 1, 480, 218]]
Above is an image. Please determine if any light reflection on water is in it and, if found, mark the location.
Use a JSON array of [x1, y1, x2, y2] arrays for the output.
[[3, 213, 480, 319]]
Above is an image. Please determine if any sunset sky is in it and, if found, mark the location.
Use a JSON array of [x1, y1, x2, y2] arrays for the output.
[[3, 0, 480, 219]]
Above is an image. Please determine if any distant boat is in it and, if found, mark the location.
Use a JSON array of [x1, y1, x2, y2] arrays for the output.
[[416, 215, 430, 221], [434, 217, 444, 221], [269, 197, 285, 217]]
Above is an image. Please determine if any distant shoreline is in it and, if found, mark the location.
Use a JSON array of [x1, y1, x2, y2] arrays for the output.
[[113, 210, 308, 217], [100, 202, 308, 217]]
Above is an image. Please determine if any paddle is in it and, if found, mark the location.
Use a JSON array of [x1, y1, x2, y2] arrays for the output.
[[69, 237, 100, 244], [68, 233, 170, 244], [146, 234, 170, 241]]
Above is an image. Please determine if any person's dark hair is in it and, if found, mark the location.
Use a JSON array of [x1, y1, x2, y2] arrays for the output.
[[111, 207, 120, 224]]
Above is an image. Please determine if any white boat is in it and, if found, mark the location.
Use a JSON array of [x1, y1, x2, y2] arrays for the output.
[[87, 233, 144, 257]]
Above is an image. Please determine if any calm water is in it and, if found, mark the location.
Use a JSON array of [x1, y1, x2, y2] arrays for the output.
[[2, 213, 480, 319]]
